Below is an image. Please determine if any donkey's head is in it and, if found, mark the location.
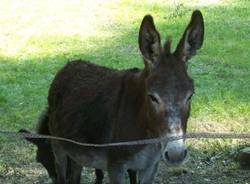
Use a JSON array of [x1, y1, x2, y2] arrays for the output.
[[19, 129, 57, 181], [138, 10, 204, 165]]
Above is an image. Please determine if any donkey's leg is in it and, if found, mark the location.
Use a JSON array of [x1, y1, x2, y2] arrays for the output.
[[108, 164, 125, 184], [138, 163, 158, 184], [68, 158, 82, 184], [66, 156, 71, 184], [52, 143, 68, 184], [95, 169, 104, 184], [128, 169, 137, 184]]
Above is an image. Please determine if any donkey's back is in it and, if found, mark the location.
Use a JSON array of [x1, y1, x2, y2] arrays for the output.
[[48, 60, 138, 143]]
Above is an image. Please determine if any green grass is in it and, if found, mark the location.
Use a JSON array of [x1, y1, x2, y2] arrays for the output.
[[0, 0, 250, 183]]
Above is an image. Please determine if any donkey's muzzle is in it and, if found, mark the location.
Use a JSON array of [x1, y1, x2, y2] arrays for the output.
[[164, 149, 187, 163], [163, 139, 187, 165]]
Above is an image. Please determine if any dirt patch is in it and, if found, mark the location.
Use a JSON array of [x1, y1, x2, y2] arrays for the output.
[[155, 159, 250, 184]]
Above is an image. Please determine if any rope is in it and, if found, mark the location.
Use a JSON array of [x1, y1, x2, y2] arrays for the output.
[[0, 130, 249, 147]]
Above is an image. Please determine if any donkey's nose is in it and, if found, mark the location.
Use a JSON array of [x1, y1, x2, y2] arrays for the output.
[[165, 149, 187, 160], [164, 148, 187, 164]]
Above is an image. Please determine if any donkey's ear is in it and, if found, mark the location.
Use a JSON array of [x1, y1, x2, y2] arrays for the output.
[[174, 10, 204, 62], [139, 15, 161, 65]]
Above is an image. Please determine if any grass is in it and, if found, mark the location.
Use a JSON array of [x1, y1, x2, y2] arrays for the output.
[[0, 0, 250, 183]]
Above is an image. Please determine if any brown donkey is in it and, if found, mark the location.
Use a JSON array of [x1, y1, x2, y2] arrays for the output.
[[45, 10, 204, 184]]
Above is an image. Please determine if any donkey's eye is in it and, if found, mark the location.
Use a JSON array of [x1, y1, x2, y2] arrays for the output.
[[148, 94, 159, 104]]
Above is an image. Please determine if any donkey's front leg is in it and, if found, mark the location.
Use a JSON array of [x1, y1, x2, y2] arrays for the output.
[[52, 144, 68, 184], [95, 169, 104, 184], [68, 158, 82, 184], [108, 164, 126, 184], [128, 169, 137, 184], [138, 163, 159, 184]]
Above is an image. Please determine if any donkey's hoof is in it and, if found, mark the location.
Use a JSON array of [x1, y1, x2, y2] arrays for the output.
[[235, 147, 250, 169]]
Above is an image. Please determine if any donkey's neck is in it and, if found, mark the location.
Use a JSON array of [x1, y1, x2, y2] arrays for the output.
[[112, 71, 163, 141]]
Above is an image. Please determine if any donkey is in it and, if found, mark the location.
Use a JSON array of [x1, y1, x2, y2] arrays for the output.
[[45, 10, 204, 184]]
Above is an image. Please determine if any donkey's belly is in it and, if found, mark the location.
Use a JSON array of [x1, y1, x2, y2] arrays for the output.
[[64, 144, 160, 171], [67, 148, 108, 170]]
